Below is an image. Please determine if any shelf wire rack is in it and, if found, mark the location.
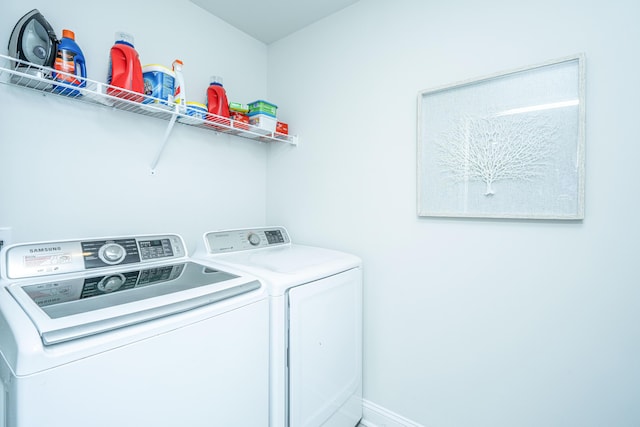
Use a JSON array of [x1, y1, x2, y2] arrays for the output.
[[0, 54, 298, 147]]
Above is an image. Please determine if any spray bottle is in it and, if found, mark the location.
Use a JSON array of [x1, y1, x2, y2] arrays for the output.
[[172, 59, 186, 114]]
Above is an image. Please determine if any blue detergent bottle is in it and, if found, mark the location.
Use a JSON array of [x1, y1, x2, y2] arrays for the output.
[[53, 29, 87, 96]]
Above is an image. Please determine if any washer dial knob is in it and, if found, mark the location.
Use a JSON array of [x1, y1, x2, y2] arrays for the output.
[[248, 233, 261, 246], [98, 243, 126, 265], [97, 274, 126, 293]]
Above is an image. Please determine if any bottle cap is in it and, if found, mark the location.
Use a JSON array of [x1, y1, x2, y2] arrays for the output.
[[210, 75, 223, 85], [115, 31, 134, 45], [62, 29, 75, 40]]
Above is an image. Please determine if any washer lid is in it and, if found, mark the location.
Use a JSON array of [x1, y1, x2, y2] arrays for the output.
[[6, 261, 260, 345]]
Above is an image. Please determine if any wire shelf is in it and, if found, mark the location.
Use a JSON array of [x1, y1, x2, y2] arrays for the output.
[[0, 54, 298, 146]]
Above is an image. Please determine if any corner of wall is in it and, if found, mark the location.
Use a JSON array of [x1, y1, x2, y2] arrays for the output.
[[361, 399, 425, 427]]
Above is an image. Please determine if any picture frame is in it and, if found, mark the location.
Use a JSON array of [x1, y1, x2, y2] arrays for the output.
[[417, 54, 585, 219]]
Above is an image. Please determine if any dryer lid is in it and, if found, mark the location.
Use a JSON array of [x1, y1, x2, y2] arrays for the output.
[[204, 244, 361, 297], [222, 245, 352, 274]]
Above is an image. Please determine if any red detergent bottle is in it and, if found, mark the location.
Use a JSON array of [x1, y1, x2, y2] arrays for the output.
[[107, 32, 144, 102], [207, 76, 230, 126], [53, 29, 86, 97]]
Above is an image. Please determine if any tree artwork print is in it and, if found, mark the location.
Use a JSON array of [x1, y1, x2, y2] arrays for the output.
[[435, 113, 557, 197], [417, 55, 585, 219]]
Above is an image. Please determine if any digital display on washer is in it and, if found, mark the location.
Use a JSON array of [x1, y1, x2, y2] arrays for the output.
[[19, 262, 239, 319], [139, 238, 174, 260]]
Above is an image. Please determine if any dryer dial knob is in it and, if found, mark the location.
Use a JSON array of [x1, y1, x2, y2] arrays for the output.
[[99, 243, 126, 265], [248, 233, 261, 246]]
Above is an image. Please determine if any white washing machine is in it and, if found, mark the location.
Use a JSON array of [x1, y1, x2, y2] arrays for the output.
[[193, 226, 363, 427], [0, 233, 269, 427]]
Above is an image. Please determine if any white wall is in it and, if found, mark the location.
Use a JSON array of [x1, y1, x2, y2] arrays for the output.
[[0, 0, 270, 252], [267, 0, 640, 426], [2, 0, 639, 425]]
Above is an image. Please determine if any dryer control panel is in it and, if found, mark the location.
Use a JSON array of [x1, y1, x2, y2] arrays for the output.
[[3, 234, 187, 280], [204, 226, 291, 254]]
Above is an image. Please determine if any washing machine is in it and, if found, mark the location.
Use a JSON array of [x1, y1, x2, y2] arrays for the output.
[[193, 226, 363, 427], [0, 233, 269, 427]]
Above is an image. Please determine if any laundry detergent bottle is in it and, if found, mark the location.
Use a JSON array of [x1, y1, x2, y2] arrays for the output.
[[53, 29, 86, 97], [107, 32, 144, 102], [207, 75, 230, 124]]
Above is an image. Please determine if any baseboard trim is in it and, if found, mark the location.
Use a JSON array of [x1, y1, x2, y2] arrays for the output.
[[359, 399, 425, 427]]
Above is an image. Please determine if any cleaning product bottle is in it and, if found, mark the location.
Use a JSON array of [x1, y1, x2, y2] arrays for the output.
[[206, 75, 230, 126], [107, 31, 144, 102], [172, 59, 186, 114], [52, 29, 86, 97]]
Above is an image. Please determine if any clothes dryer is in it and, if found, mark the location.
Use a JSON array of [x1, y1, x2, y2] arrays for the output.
[[194, 226, 363, 427], [0, 233, 269, 427]]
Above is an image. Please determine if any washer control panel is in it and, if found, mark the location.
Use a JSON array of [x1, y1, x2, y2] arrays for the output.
[[204, 226, 291, 254], [3, 234, 186, 280]]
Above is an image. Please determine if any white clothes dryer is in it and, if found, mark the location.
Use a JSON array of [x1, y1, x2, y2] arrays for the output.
[[193, 226, 363, 427], [0, 233, 269, 427]]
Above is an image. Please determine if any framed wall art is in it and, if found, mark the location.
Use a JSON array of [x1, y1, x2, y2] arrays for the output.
[[417, 54, 585, 219]]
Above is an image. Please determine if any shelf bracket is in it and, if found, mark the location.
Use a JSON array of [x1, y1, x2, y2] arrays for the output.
[[150, 112, 178, 174]]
